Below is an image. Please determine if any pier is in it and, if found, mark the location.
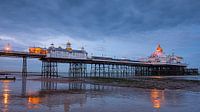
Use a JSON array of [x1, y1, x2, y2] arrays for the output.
[[0, 50, 198, 78]]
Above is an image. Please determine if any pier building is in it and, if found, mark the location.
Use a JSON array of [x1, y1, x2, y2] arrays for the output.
[[47, 42, 88, 59], [29, 41, 88, 59], [139, 44, 183, 64]]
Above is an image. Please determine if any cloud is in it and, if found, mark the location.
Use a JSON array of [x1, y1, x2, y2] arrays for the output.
[[0, 0, 200, 40], [0, 0, 199, 68]]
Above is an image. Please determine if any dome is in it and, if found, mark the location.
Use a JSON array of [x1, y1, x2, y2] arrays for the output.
[[156, 44, 163, 53], [150, 44, 164, 57], [67, 41, 71, 46]]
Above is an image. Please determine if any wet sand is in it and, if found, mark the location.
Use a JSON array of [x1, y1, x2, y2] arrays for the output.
[[86, 77, 200, 92], [29, 76, 200, 92]]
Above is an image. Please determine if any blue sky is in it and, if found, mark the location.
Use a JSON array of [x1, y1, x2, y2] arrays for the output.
[[0, 0, 200, 71]]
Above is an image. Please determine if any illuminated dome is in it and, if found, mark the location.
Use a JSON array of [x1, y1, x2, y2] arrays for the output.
[[140, 44, 184, 64], [156, 44, 163, 53], [151, 44, 164, 57]]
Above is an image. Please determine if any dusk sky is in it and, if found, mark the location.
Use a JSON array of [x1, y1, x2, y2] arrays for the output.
[[0, 0, 200, 71]]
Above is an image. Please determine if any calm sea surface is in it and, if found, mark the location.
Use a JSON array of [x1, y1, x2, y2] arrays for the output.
[[0, 76, 200, 112]]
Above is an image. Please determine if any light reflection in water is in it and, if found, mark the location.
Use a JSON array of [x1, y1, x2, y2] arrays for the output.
[[2, 80, 11, 112], [27, 96, 41, 109], [1, 76, 199, 112], [28, 97, 41, 104], [150, 89, 165, 109], [3, 93, 9, 104], [22, 76, 41, 109]]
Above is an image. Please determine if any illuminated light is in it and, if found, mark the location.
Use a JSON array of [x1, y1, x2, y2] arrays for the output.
[[150, 89, 165, 109], [29, 47, 47, 54], [151, 44, 164, 57], [153, 99, 161, 109], [5, 47, 10, 51], [3, 93, 9, 104], [2, 80, 10, 112], [27, 97, 41, 109], [28, 97, 41, 104], [4, 43, 12, 52], [1, 80, 12, 83], [156, 44, 163, 53]]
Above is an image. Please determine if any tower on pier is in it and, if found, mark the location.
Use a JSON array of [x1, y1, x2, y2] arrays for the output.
[[66, 41, 72, 52]]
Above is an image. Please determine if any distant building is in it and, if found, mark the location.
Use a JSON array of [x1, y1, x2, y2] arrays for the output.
[[47, 41, 88, 59]]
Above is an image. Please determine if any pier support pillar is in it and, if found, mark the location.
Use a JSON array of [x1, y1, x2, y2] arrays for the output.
[[42, 61, 58, 77], [68, 63, 87, 78], [22, 57, 27, 77]]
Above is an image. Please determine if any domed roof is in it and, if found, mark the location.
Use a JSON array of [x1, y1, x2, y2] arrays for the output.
[[150, 44, 164, 58], [67, 41, 71, 45], [156, 44, 163, 53]]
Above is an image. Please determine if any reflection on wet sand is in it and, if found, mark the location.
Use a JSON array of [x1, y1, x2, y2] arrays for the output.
[[25, 79, 131, 112], [1, 80, 11, 112], [28, 96, 42, 104], [26, 80, 88, 112], [25, 78, 168, 112], [150, 89, 165, 109], [21, 76, 27, 97], [41, 80, 57, 90], [1, 77, 199, 112], [27, 96, 41, 109]]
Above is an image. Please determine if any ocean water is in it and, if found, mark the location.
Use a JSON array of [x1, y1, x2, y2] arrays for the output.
[[0, 76, 200, 112]]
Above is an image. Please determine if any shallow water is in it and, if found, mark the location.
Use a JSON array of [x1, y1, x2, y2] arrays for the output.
[[0, 76, 200, 112]]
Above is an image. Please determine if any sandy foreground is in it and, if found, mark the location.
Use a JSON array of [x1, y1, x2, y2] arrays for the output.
[[29, 76, 200, 92]]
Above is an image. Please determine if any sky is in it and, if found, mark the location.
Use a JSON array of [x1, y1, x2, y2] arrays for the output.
[[0, 0, 200, 71]]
